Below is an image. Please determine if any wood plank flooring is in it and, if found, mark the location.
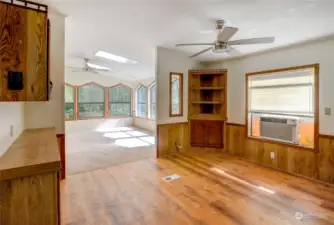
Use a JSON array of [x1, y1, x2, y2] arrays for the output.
[[60, 153, 334, 225]]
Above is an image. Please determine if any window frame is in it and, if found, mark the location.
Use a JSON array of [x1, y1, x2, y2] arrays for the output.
[[64, 82, 77, 121], [107, 83, 132, 118], [169, 72, 183, 117], [245, 64, 319, 152], [77, 82, 107, 120], [136, 85, 148, 118], [148, 82, 156, 120]]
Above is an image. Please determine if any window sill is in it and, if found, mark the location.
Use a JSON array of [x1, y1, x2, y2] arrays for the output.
[[246, 136, 317, 152]]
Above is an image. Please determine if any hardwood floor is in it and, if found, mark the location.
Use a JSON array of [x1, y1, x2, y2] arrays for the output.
[[60, 153, 334, 225]]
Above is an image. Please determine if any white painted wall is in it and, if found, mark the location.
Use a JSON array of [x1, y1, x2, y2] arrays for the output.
[[134, 118, 155, 133], [66, 70, 135, 87], [65, 118, 133, 134], [0, 103, 25, 157], [155, 47, 200, 124], [24, 11, 66, 133], [213, 37, 334, 135]]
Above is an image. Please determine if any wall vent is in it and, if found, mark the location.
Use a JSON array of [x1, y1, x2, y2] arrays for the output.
[[162, 174, 180, 182]]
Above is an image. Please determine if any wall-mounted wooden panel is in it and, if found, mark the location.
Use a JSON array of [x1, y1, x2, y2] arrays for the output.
[[57, 134, 66, 180], [0, 2, 48, 101], [157, 122, 189, 157], [226, 123, 334, 184]]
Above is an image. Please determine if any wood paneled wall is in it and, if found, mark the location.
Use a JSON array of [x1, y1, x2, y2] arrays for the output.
[[56, 134, 65, 180], [226, 123, 334, 184], [157, 122, 189, 157], [0, 2, 48, 101]]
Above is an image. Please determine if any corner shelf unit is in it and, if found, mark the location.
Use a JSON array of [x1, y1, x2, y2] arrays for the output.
[[188, 69, 227, 149]]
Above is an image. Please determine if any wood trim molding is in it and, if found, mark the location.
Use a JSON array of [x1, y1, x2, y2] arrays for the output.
[[56, 134, 65, 180], [319, 134, 334, 140], [245, 63, 320, 152], [246, 63, 320, 76], [226, 122, 245, 127], [157, 122, 188, 127], [169, 72, 183, 117]]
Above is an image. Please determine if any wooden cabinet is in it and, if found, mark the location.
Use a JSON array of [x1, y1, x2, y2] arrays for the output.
[[190, 120, 224, 148], [0, 1, 49, 101], [0, 128, 61, 225], [188, 69, 227, 149]]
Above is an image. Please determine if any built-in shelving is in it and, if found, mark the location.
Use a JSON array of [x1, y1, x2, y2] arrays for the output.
[[192, 87, 224, 90], [192, 101, 221, 104], [188, 69, 227, 148]]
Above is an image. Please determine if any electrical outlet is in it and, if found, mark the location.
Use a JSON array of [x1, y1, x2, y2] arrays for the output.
[[325, 107, 331, 115], [10, 125, 14, 137], [270, 152, 275, 160]]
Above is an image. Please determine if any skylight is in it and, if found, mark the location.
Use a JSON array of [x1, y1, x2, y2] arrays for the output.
[[87, 62, 112, 71], [95, 51, 139, 64]]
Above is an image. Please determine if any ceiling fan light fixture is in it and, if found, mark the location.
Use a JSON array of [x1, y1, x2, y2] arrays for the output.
[[95, 50, 139, 64]]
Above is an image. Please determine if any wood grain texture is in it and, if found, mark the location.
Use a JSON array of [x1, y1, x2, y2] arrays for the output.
[[57, 134, 66, 180], [61, 152, 334, 225], [157, 122, 189, 157], [0, 128, 61, 181], [0, 2, 48, 101], [0, 171, 59, 225], [226, 123, 334, 184]]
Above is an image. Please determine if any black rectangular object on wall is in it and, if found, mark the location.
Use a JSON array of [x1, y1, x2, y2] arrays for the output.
[[8, 71, 23, 90]]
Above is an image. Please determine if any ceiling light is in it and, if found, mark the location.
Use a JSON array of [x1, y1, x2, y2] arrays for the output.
[[87, 62, 111, 71], [95, 51, 139, 64]]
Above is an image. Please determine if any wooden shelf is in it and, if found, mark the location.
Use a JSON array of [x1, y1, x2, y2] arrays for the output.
[[192, 101, 221, 104], [192, 87, 224, 90], [189, 114, 226, 121]]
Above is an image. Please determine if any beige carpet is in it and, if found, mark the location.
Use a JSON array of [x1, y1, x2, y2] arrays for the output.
[[66, 126, 156, 174]]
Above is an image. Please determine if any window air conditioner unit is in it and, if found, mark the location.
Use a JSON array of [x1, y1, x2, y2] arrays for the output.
[[259, 116, 299, 144]]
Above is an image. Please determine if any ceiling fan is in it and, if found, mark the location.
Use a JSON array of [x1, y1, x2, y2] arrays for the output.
[[68, 58, 113, 73], [175, 20, 275, 58]]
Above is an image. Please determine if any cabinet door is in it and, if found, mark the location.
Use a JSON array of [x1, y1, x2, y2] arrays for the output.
[[190, 121, 206, 147], [206, 121, 223, 148]]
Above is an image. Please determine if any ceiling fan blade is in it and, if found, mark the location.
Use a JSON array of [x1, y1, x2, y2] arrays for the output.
[[176, 43, 212, 47], [227, 46, 241, 55], [218, 27, 239, 42], [228, 37, 275, 45], [189, 47, 212, 58]]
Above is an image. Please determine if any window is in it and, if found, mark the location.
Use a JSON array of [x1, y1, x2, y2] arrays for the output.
[[149, 84, 156, 120], [170, 72, 183, 117], [64, 84, 75, 120], [136, 85, 147, 118], [109, 85, 131, 117], [246, 64, 319, 149], [78, 83, 105, 119]]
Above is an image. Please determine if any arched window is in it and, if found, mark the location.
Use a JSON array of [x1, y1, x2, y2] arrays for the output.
[[136, 85, 147, 118], [149, 84, 156, 120], [64, 84, 75, 120], [78, 83, 105, 119], [109, 84, 131, 117]]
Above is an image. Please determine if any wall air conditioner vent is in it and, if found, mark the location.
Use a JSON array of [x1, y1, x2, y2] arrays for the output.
[[259, 116, 299, 144]]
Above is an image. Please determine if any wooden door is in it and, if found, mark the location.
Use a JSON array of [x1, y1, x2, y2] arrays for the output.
[[190, 120, 206, 147], [206, 121, 223, 148]]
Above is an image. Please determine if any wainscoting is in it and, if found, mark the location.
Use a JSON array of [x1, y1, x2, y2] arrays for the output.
[[226, 123, 334, 184], [157, 122, 189, 157], [157, 122, 334, 184], [56, 134, 65, 180]]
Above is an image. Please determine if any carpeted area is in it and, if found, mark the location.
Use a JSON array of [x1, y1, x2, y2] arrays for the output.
[[66, 126, 156, 175]]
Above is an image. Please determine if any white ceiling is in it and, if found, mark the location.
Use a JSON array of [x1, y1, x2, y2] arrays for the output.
[[44, 0, 334, 80]]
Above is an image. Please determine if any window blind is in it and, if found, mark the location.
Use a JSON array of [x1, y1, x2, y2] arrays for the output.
[[248, 68, 314, 116]]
